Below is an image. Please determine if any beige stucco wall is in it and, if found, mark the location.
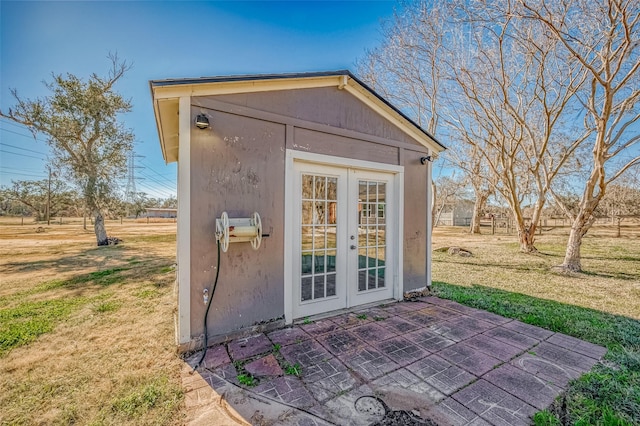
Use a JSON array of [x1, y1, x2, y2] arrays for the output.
[[187, 87, 431, 342], [214, 87, 419, 147]]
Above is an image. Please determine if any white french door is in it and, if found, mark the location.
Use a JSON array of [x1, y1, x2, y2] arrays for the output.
[[347, 169, 395, 307], [291, 161, 397, 320]]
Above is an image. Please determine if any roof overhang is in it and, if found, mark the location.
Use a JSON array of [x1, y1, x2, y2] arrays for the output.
[[149, 71, 446, 164]]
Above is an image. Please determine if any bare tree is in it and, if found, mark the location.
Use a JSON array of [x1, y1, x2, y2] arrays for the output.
[[432, 175, 468, 226], [598, 179, 640, 218], [358, 1, 447, 135], [521, 0, 640, 271], [450, 145, 496, 234], [358, 1, 449, 232], [0, 54, 134, 245], [359, 1, 590, 251], [443, 1, 590, 252]]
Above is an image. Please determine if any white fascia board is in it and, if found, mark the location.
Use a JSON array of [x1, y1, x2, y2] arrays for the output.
[[151, 76, 343, 100], [156, 98, 180, 163]]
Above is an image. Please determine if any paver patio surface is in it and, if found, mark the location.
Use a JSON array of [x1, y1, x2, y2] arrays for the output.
[[182, 296, 607, 425]]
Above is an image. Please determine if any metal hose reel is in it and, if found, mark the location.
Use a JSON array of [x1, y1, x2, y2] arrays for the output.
[[215, 211, 262, 252]]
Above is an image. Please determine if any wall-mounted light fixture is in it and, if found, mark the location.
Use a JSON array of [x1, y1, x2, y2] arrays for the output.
[[420, 156, 433, 164], [195, 114, 210, 129]]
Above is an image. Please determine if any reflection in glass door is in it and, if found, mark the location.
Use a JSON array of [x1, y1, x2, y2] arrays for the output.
[[357, 180, 386, 292], [291, 161, 396, 320], [300, 174, 338, 302]]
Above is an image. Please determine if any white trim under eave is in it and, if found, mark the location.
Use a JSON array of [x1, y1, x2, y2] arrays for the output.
[[177, 96, 191, 344], [283, 150, 295, 325], [289, 149, 404, 174]]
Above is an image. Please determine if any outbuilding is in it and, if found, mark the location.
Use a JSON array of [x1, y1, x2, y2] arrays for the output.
[[150, 71, 446, 352]]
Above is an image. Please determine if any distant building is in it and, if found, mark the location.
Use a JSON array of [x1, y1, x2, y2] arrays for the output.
[[436, 199, 474, 226], [145, 208, 177, 218]]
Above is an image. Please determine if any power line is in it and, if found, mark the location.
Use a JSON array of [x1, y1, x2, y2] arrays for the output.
[[0, 118, 49, 143], [0, 127, 48, 144], [0, 149, 46, 160], [136, 181, 174, 198], [137, 179, 173, 195], [0, 170, 47, 179], [138, 170, 176, 192], [140, 160, 176, 185], [0, 142, 49, 155], [1, 166, 46, 172], [0, 117, 33, 129]]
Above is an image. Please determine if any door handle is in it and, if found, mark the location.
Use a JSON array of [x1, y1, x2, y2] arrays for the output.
[[350, 245, 357, 250]]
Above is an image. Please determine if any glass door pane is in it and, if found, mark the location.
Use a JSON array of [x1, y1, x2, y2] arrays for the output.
[[357, 179, 386, 292], [300, 174, 338, 302]]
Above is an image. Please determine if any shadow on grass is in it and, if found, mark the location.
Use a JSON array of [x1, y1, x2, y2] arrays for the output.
[[433, 254, 640, 282], [0, 251, 176, 357], [433, 258, 551, 273], [432, 282, 640, 425], [3, 243, 175, 280], [579, 270, 640, 281]]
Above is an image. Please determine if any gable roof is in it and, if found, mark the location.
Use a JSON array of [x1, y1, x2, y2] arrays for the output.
[[149, 70, 446, 163]]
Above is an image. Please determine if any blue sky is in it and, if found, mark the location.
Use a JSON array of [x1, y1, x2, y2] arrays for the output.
[[1, 1, 398, 199]]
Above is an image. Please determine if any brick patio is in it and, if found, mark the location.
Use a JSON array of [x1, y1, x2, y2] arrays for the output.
[[183, 296, 607, 425]]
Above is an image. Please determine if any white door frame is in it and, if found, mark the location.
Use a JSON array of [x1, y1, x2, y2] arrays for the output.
[[284, 149, 404, 324]]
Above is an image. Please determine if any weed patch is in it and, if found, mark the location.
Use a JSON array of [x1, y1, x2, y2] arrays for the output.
[[135, 289, 161, 299], [237, 373, 257, 387], [0, 297, 86, 356], [110, 375, 183, 419], [95, 300, 121, 313], [283, 362, 302, 377], [157, 265, 175, 274]]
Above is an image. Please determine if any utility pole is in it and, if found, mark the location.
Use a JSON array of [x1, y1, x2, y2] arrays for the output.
[[47, 166, 51, 225]]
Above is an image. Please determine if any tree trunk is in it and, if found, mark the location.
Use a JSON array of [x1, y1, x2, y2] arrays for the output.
[[517, 223, 537, 252], [561, 226, 583, 272], [469, 192, 488, 234], [559, 214, 595, 272], [94, 211, 108, 246]]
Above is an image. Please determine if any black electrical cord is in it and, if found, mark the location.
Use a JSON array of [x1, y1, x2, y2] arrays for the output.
[[192, 239, 222, 372]]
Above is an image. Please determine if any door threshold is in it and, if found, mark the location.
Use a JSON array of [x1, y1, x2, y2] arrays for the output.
[[292, 298, 398, 324]]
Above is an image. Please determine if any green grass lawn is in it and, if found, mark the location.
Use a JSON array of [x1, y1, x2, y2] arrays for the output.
[[432, 225, 640, 425], [2, 218, 638, 425], [0, 220, 184, 425]]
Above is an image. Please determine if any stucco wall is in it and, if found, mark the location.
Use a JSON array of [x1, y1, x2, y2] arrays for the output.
[[401, 149, 429, 290], [189, 110, 286, 339], [214, 87, 419, 146], [188, 87, 431, 341]]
